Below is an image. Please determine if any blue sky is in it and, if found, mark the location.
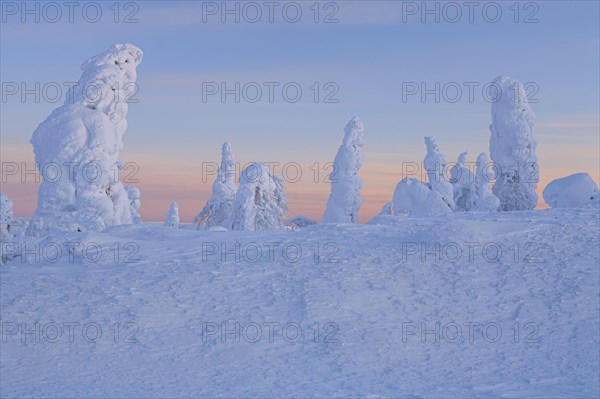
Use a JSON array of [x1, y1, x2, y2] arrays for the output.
[[1, 0, 599, 222]]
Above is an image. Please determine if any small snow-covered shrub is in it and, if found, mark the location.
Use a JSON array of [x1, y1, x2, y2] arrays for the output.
[[165, 202, 180, 228]]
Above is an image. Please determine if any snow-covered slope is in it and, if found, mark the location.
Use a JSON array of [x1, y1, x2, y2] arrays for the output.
[[1, 208, 599, 397]]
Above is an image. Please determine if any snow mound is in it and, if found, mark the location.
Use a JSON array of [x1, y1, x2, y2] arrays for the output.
[[392, 177, 452, 217], [285, 215, 317, 230], [543, 173, 599, 208]]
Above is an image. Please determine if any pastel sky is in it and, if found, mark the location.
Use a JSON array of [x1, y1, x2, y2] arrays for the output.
[[1, 1, 599, 223]]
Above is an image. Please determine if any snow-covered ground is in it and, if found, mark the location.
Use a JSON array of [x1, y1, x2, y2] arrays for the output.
[[1, 207, 598, 397]]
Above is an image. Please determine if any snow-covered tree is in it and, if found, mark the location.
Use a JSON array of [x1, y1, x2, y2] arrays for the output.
[[450, 152, 477, 211], [284, 215, 317, 230], [194, 142, 237, 230], [125, 185, 142, 224], [27, 43, 143, 236], [424, 136, 454, 210], [489, 75, 538, 211], [231, 163, 288, 231], [1, 193, 14, 240], [391, 137, 453, 217], [322, 116, 365, 223], [165, 202, 180, 228], [473, 152, 500, 211], [542, 173, 599, 208], [378, 202, 394, 216]]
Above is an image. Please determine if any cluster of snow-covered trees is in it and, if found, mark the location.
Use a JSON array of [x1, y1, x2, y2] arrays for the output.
[[193, 145, 289, 231], [14, 43, 597, 236], [384, 75, 539, 218]]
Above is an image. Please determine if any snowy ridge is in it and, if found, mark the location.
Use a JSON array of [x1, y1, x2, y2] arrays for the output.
[[1, 207, 598, 397]]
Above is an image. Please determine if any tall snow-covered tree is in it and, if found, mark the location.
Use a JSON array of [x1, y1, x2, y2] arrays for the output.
[[125, 185, 142, 224], [424, 136, 454, 210], [322, 116, 365, 223], [194, 142, 237, 230], [489, 75, 538, 211], [473, 152, 500, 211], [1, 193, 14, 240], [231, 163, 288, 231], [27, 43, 143, 236], [165, 202, 180, 228], [450, 151, 477, 211]]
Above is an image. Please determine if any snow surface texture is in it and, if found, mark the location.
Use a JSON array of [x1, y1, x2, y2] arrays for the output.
[[0, 192, 13, 240], [231, 163, 288, 231], [27, 43, 143, 236], [125, 185, 142, 224], [543, 173, 600, 208], [322, 117, 365, 223], [489, 75, 539, 211], [194, 142, 238, 230], [165, 202, 180, 228], [1, 207, 598, 397]]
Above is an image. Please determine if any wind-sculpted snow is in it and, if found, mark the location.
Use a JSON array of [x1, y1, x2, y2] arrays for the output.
[[323, 116, 365, 223], [27, 43, 143, 236], [1, 208, 598, 397], [489, 75, 538, 211]]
